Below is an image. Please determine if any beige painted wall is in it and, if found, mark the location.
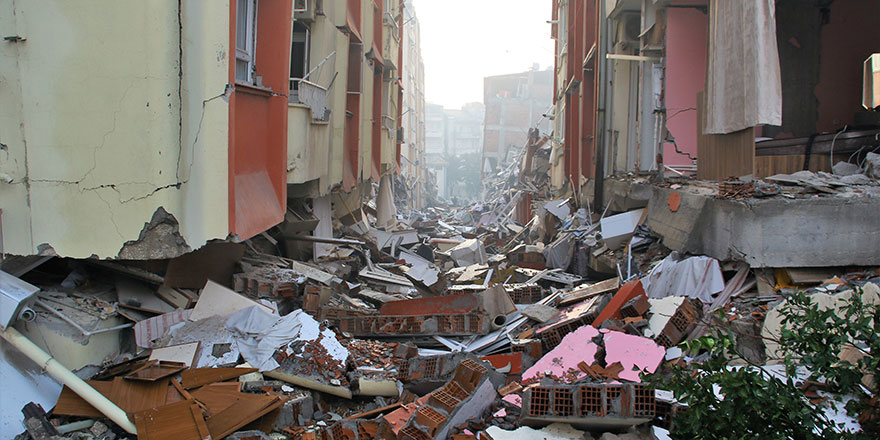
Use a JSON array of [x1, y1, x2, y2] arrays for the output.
[[286, 0, 350, 194], [0, 0, 230, 258]]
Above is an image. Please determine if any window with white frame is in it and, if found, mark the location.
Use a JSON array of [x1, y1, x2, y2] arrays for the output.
[[290, 21, 310, 91], [235, 0, 258, 83]]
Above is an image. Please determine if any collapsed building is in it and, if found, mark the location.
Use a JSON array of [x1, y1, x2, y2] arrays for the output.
[[1, 0, 879, 439]]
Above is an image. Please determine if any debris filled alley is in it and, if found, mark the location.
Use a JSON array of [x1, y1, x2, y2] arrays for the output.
[[1, 0, 879, 440]]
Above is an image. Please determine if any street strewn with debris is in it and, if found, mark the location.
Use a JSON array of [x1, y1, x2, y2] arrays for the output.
[[3, 148, 879, 439]]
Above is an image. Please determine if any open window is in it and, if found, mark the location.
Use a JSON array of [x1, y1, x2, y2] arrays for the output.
[[290, 21, 310, 92], [235, 0, 258, 84]]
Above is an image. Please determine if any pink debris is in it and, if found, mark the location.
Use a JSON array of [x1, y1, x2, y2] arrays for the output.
[[603, 331, 665, 382], [521, 325, 600, 384], [493, 408, 507, 418], [503, 394, 522, 407]]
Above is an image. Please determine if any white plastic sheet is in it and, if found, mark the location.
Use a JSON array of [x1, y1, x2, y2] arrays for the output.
[[225, 307, 349, 372], [641, 253, 724, 302]]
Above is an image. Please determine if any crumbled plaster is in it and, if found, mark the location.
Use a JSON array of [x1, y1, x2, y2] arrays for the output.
[[116, 206, 190, 259]]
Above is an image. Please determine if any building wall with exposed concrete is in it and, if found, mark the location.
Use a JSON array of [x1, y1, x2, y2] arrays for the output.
[[0, 0, 241, 259]]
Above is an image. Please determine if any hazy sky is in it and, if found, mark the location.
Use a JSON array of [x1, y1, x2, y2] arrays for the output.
[[413, 0, 555, 110]]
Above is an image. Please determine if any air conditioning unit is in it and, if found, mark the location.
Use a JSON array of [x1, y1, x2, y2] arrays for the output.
[[294, 0, 316, 23]]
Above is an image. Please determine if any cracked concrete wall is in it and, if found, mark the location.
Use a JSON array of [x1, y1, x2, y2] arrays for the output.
[[0, 0, 230, 258]]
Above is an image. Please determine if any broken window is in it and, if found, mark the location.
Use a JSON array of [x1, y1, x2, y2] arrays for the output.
[[290, 21, 310, 92], [235, 0, 258, 84]]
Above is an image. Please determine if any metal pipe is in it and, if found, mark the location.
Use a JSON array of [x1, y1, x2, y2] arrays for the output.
[[56, 420, 95, 435], [0, 327, 137, 434], [34, 300, 133, 337], [286, 235, 366, 246]]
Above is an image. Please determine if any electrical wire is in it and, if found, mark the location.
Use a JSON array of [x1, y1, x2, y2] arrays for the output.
[[829, 124, 848, 165]]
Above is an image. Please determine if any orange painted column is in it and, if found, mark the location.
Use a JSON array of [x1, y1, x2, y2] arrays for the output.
[[228, 0, 292, 239]]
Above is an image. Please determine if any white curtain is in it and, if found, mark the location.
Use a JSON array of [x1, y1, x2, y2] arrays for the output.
[[705, 0, 782, 134]]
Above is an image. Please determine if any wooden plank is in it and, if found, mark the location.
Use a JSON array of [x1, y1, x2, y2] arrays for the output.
[[133, 400, 211, 440], [52, 381, 115, 418], [110, 377, 171, 415], [125, 361, 188, 382], [181, 367, 258, 389], [696, 91, 755, 180], [56, 377, 171, 417], [205, 395, 285, 439], [558, 277, 619, 306], [754, 154, 832, 178], [189, 383, 248, 416]]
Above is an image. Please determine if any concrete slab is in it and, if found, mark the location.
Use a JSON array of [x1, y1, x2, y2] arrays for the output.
[[604, 180, 880, 267]]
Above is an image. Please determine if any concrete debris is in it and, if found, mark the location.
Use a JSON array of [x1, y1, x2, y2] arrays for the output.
[[520, 303, 559, 323], [2, 131, 877, 439], [485, 422, 588, 439]]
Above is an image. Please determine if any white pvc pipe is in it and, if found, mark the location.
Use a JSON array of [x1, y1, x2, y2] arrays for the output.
[[0, 327, 137, 435]]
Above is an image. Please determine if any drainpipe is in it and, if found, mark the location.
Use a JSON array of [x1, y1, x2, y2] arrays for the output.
[[594, 0, 610, 212], [0, 327, 138, 435]]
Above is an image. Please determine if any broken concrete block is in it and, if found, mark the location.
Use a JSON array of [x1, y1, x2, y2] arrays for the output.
[[521, 304, 559, 323], [233, 266, 306, 298], [273, 392, 314, 429], [505, 283, 545, 304], [397, 359, 497, 440], [619, 295, 650, 318], [520, 383, 655, 429], [535, 295, 608, 351]]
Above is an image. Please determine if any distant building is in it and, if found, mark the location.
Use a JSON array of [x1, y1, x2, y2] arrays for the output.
[[445, 103, 485, 156], [482, 67, 553, 178], [425, 103, 449, 196], [423, 102, 487, 199]]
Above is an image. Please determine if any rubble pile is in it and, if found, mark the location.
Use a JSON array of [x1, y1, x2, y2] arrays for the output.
[[2, 150, 879, 439]]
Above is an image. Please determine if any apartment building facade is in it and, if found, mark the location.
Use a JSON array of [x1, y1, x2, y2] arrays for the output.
[[399, 0, 428, 209], [549, 0, 879, 206], [0, 0, 408, 258]]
